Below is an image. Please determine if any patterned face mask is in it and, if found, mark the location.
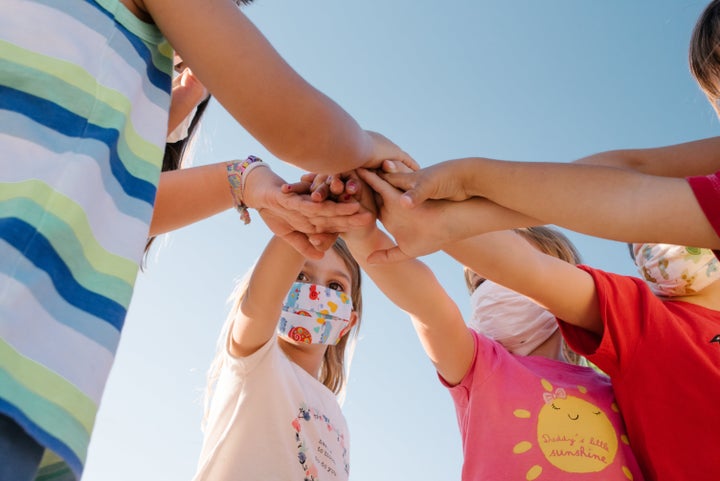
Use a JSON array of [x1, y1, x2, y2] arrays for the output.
[[632, 243, 720, 297], [277, 282, 354, 345], [469, 280, 558, 356]]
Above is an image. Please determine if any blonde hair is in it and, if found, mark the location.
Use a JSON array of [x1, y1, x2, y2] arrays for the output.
[[463, 226, 586, 366], [202, 239, 362, 428], [690, 0, 720, 112]]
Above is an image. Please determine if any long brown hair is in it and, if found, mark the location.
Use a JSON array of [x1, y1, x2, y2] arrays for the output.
[[690, 0, 720, 110]]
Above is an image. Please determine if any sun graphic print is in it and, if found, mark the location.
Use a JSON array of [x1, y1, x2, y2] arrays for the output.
[[511, 379, 634, 480]]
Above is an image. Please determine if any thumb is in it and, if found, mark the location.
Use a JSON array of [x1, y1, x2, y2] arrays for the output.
[[399, 187, 428, 208], [366, 246, 411, 264]]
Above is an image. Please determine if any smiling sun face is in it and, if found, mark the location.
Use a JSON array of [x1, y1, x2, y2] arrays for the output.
[[512, 379, 633, 480], [537, 391, 617, 473]]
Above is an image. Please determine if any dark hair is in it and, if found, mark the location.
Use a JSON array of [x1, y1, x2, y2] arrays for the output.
[[690, 0, 720, 108], [142, 96, 211, 267]]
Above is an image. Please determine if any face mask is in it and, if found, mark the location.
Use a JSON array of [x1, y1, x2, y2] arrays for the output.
[[469, 280, 558, 356], [278, 282, 354, 345], [166, 105, 197, 143], [632, 243, 720, 297]]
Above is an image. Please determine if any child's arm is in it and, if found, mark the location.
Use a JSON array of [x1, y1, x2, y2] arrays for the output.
[[573, 136, 720, 177], [379, 156, 720, 249], [230, 235, 304, 357], [141, 0, 414, 173], [360, 169, 602, 335], [340, 182, 473, 384], [446, 233, 602, 335], [150, 162, 370, 259]]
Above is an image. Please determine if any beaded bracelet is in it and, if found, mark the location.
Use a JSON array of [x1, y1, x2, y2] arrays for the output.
[[225, 155, 268, 225]]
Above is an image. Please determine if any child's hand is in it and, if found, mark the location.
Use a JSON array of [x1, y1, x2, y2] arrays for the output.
[[380, 158, 477, 206], [356, 168, 459, 263], [362, 131, 419, 172], [243, 167, 372, 258], [283, 172, 360, 202]]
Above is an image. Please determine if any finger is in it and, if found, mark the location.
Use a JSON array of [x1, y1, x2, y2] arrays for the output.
[[356, 168, 402, 201], [282, 181, 312, 194], [366, 246, 411, 264], [376, 171, 418, 192], [308, 233, 338, 251], [308, 211, 373, 232], [329, 176, 345, 196], [279, 195, 361, 216], [396, 151, 420, 171], [310, 173, 330, 191], [382, 159, 414, 174], [283, 232, 325, 260], [310, 184, 330, 202], [300, 172, 317, 184]]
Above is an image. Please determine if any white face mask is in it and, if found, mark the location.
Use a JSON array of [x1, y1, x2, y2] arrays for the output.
[[166, 105, 197, 143], [632, 243, 720, 297], [469, 280, 558, 356], [277, 282, 354, 345]]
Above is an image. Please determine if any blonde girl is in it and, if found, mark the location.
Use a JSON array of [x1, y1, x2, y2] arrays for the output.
[[194, 236, 362, 481]]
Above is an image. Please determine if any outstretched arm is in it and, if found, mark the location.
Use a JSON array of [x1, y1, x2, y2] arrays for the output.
[[230, 235, 304, 357], [360, 169, 602, 335], [445, 233, 602, 335], [381, 156, 720, 249], [356, 168, 537, 262], [142, 0, 414, 173], [340, 182, 472, 384], [573, 136, 720, 177], [150, 161, 371, 259]]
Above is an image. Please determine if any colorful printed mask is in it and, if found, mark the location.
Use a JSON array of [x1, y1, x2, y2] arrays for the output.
[[278, 282, 354, 345], [632, 243, 720, 297], [470, 280, 558, 356]]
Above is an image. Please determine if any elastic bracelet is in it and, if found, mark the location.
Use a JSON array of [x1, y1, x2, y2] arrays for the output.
[[225, 155, 267, 225]]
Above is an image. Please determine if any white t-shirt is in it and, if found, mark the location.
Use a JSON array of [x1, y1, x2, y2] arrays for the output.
[[193, 333, 350, 481]]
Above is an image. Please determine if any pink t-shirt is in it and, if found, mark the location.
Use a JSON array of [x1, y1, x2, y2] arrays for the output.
[[440, 329, 644, 481], [688, 170, 720, 258], [559, 266, 720, 481]]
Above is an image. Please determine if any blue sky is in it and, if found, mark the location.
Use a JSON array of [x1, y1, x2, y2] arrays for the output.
[[83, 1, 717, 480]]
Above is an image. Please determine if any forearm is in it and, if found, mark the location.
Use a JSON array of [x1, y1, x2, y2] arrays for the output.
[[462, 158, 720, 248], [344, 229, 458, 324], [446, 232, 603, 334], [233, 235, 304, 355], [149, 162, 232, 236], [343, 227, 472, 381], [574, 137, 720, 177], [151, 0, 372, 173]]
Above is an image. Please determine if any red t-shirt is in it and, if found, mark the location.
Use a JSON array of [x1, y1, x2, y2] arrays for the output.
[[687, 171, 720, 259], [559, 266, 720, 481]]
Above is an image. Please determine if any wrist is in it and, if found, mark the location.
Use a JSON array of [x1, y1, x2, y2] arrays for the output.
[[457, 157, 481, 198], [226, 156, 271, 224]]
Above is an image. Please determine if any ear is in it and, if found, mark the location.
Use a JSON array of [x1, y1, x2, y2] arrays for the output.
[[348, 311, 359, 330]]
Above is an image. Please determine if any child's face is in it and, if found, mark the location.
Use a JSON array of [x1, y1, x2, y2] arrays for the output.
[[297, 249, 353, 297]]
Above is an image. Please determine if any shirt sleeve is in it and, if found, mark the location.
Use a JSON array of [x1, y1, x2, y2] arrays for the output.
[[557, 266, 653, 378], [687, 171, 720, 258]]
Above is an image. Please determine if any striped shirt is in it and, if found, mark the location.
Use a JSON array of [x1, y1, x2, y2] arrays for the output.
[[0, 0, 172, 478]]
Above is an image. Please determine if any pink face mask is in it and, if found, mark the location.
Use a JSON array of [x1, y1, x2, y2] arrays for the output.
[[277, 282, 354, 345], [469, 280, 558, 356]]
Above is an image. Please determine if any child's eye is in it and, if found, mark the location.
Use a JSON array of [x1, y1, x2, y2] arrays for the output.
[[328, 281, 345, 292], [296, 272, 309, 282]]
